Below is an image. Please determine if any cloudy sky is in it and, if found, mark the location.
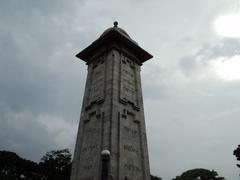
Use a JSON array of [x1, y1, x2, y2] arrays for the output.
[[1, 0, 240, 179]]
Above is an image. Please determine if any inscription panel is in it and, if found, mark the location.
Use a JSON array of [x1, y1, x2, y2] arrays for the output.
[[123, 144, 139, 154], [120, 113, 143, 179], [89, 58, 105, 104], [124, 163, 141, 172], [120, 56, 137, 105], [79, 114, 102, 179]]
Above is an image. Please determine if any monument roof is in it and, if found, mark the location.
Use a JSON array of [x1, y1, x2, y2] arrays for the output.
[[76, 22, 153, 64], [100, 22, 131, 39]]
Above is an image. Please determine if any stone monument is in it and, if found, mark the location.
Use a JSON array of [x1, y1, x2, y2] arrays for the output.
[[70, 22, 153, 180]]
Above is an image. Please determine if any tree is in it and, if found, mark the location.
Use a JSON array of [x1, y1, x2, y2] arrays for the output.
[[0, 150, 42, 180], [1, 148, 162, 180], [39, 148, 72, 180], [0, 149, 72, 180], [172, 168, 225, 180], [233, 145, 240, 168], [151, 174, 162, 180]]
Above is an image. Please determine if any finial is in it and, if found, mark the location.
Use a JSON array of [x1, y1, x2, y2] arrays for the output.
[[113, 21, 118, 27]]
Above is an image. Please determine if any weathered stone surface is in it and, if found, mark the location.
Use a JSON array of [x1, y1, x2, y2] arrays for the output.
[[70, 22, 153, 180]]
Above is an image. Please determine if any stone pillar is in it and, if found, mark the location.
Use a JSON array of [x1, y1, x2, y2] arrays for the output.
[[70, 22, 153, 180]]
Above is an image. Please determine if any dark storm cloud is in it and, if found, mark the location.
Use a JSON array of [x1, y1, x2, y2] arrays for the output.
[[0, 0, 91, 115], [0, 105, 55, 161], [1, 0, 240, 179], [0, 0, 89, 160]]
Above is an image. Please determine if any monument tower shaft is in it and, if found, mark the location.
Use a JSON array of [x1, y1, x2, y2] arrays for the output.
[[70, 22, 153, 180]]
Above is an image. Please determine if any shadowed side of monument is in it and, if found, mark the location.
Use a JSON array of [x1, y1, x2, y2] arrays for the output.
[[70, 22, 153, 180]]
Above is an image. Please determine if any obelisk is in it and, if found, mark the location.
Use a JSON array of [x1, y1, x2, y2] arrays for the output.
[[70, 22, 153, 180]]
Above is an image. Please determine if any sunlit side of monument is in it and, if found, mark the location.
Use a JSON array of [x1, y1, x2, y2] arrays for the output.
[[70, 22, 153, 180]]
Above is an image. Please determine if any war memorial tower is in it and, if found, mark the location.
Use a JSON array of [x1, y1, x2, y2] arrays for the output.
[[70, 22, 153, 180]]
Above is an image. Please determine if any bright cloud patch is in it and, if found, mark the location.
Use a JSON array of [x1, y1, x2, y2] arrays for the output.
[[214, 13, 240, 38], [212, 55, 240, 81]]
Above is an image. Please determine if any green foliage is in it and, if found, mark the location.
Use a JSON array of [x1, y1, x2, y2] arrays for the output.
[[172, 168, 225, 180]]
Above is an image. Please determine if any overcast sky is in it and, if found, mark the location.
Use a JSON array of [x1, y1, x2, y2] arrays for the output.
[[1, 0, 240, 179]]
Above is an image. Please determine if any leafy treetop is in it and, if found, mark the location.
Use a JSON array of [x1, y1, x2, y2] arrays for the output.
[[172, 168, 225, 180]]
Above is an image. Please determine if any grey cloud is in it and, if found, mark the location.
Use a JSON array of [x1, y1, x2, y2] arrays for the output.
[[0, 0, 90, 117], [146, 80, 240, 179], [196, 38, 240, 59], [179, 38, 240, 76], [146, 37, 240, 179], [0, 0, 89, 161], [0, 105, 54, 161], [142, 63, 170, 100], [1, 0, 240, 179], [178, 56, 199, 76]]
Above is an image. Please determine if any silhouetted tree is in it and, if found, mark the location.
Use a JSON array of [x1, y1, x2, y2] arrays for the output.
[[0, 150, 42, 180], [151, 174, 162, 180], [39, 149, 72, 180], [172, 168, 225, 180], [0, 149, 71, 180], [1, 149, 161, 180], [233, 144, 240, 168]]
